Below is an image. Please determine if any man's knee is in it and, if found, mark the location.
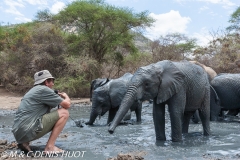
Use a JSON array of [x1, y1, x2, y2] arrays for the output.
[[58, 109, 69, 119]]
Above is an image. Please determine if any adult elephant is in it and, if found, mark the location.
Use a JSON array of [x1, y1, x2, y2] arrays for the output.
[[108, 60, 211, 142], [210, 73, 240, 120], [85, 73, 142, 125], [189, 61, 218, 123]]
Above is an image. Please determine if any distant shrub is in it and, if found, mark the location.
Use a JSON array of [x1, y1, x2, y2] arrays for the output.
[[122, 52, 152, 73], [54, 75, 89, 98], [0, 22, 68, 94], [193, 32, 240, 74]]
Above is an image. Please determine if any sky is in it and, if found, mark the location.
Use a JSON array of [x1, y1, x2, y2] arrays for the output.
[[0, 0, 240, 46]]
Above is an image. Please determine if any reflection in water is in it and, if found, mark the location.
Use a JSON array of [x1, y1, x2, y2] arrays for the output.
[[1, 103, 240, 159]]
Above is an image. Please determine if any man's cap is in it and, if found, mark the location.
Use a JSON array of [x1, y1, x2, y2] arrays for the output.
[[34, 70, 54, 85]]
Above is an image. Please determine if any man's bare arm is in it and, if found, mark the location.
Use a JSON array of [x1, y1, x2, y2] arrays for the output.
[[58, 92, 71, 109]]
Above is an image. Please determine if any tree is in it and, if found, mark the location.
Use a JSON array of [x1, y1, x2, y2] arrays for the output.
[[53, 0, 154, 64], [193, 29, 240, 73], [227, 6, 240, 33], [193, 7, 240, 72], [0, 25, 5, 51], [150, 33, 197, 62], [35, 9, 53, 22], [0, 23, 68, 93]]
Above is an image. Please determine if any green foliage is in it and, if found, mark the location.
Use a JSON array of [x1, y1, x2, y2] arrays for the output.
[[3, 0, 240, 98], [150, 33, 197, 62], [0, 24, 32, 51], [55, 75, 90, 97], [0, 0, 155, 97], [35, 9, 53, 22], [193, 32, 240, 73], [54, 0, 154, 64], [193, 7, 240, 73], [0, 23, 34, 91], [0, 22, 69, 93], [65, 34, 84, 55], [100, 51, 125, 78], [227, 6, 240, 32], [65, 55, 101, 81], [123, 52, 152, 72], [0, 26, 5, 51]]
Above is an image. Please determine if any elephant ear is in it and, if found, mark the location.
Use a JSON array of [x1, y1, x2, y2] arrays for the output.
[[92, 85, 110, 106], [100, 78, 110, 86], [157, 61, 185, 104], [109, 81, 127, 108]]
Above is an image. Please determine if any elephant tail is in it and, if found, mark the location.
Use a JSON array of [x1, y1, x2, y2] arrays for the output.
[[210, 85, 220, 105]]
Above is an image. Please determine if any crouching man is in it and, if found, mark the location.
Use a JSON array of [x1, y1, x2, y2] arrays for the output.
[[12, 70, 71, 154]]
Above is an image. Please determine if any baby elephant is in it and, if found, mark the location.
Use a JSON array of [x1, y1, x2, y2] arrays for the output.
[[86, 73, 142, 125], [89, 78, 110, 102]]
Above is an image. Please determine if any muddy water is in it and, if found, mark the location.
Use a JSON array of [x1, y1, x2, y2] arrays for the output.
[[1, 103, 240, 160]]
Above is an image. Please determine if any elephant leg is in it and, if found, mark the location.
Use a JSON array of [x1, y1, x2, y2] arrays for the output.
[[210, 102, 221, 121], [107, 107, 118, 124], [135, 101, 142, 122], [153, 98, 166, 141], [199, 87, 211, 136], [168, 91, 186, 142], [226, 109, 239, 116], [199, 109, 211, 136], [182, 111, 195, 133], [219, 109, 226, 119], [191, 110, 200, 124]]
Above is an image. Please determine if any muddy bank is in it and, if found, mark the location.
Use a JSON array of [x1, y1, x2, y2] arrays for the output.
[[0, 86, 91, 110], [1, 103, 240, 159]]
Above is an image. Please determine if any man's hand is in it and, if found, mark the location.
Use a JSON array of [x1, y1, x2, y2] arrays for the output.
[[59, 92, 71, 109], [58, 92, 68, 99]]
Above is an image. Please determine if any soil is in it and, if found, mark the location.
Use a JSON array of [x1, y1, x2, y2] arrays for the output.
[[0, 87, 22, 110], [0, 86, 91, 110]]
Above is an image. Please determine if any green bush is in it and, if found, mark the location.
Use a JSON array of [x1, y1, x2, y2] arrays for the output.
[[123, 52, 152, 72], [54, 75, 90, 98]]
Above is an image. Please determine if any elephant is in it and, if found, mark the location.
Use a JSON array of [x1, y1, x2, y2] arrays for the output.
[[108, 60, 211, 142], [210, 73, 240, 121], [86, 73, 142, 125], [90, 78, 110, 102], [187, 63, 238, 122], [189, 61, 238, 122], [189, 61, 218, 123], [89, 74, 132, 121]]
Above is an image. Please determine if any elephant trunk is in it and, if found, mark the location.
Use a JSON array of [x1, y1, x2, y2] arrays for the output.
[[85, 108, 99, 125], [108, 84, 139, 133], [86, 94, 102, 125]]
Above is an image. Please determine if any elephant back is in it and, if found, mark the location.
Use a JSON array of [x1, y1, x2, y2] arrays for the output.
[[174, 61, 209, 86], [173, 61, 210, 108], [118, 73, 133, 82], [211, 74, 240, 108]]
